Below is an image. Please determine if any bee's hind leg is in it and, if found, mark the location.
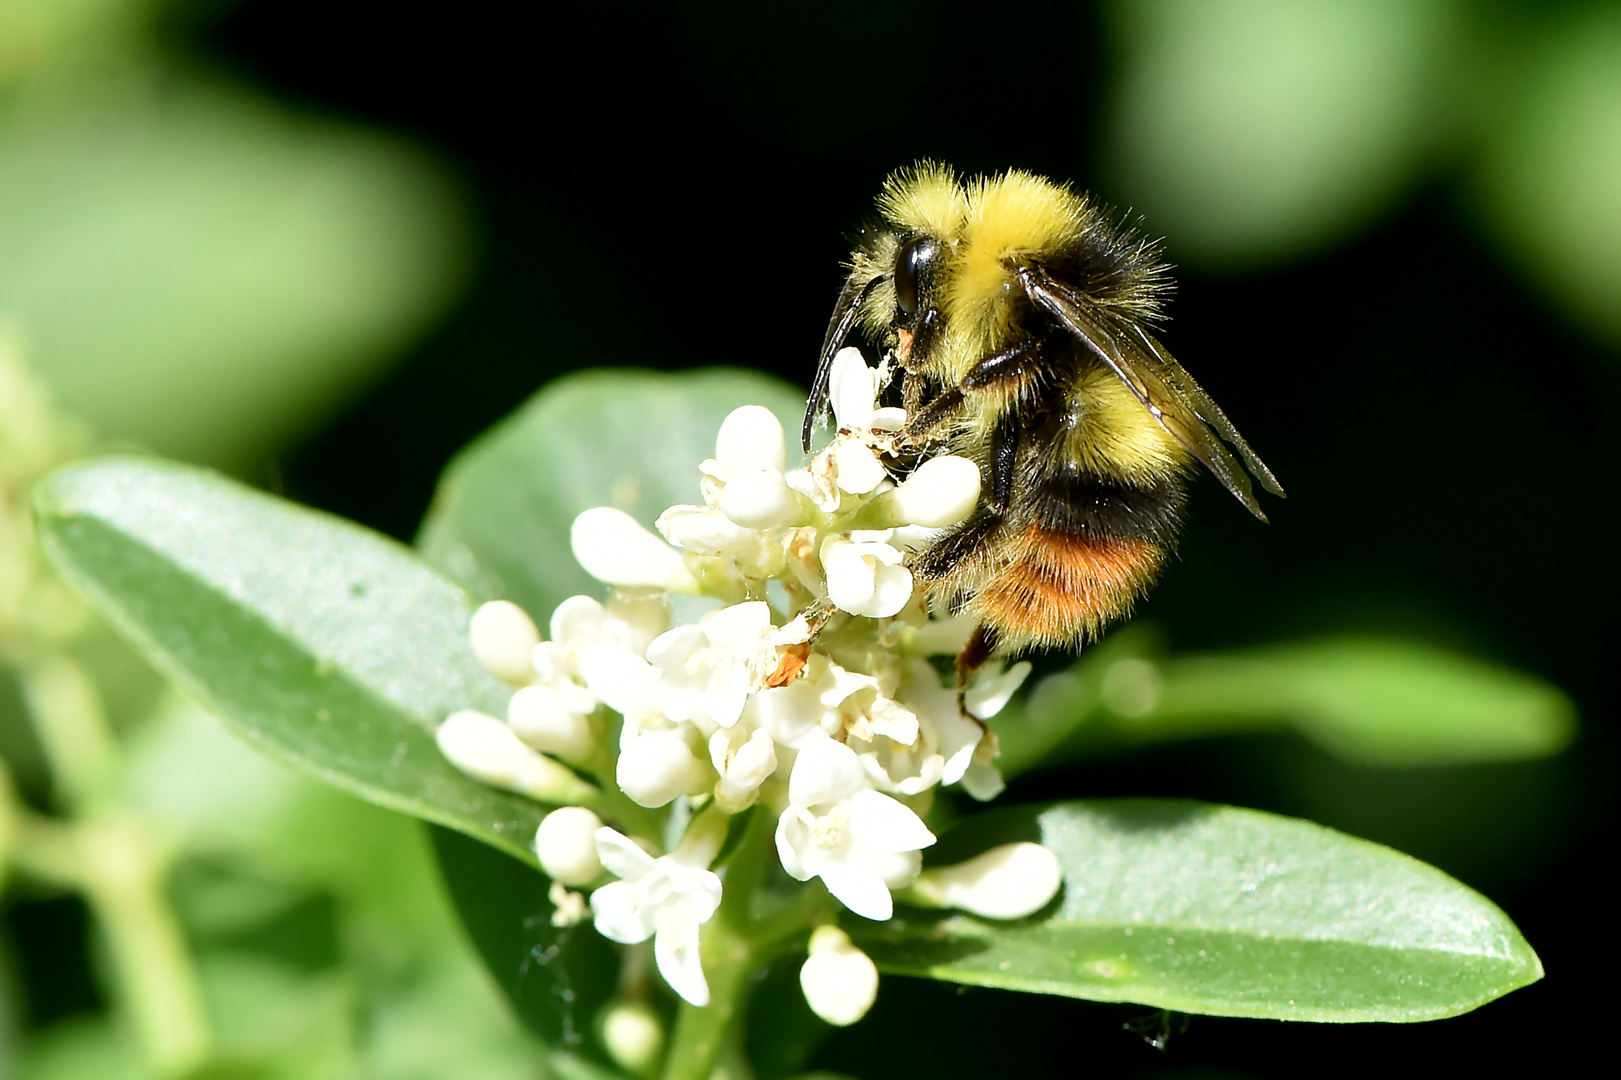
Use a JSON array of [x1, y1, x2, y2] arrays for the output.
[[955, 623, 1000, 723]]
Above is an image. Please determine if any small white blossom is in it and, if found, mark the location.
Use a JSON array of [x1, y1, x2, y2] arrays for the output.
[[616, 728, 708, 808], [775, 732, 935, 920], [823, 538, 913, 618], [647, 601, 777, 730], [469, 600, 542, 684], [591, 826, 724, 1007], [699, 406, 806, 529], [571, 507, 700, 592], [530, 593, 666, 726], [799, 925, 879, 1026], [436, 710, 592, 803], [910, 842, 1063, 920], [534, 806, 605, 885], [710, 725, 778, 812]]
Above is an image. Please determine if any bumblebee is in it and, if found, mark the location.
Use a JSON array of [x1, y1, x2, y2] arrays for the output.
[[804, 163, 1283, 678]]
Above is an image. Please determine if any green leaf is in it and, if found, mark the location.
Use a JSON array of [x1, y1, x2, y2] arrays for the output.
[[994, 631, 1574, 775], [418, 367, 807, 615], [32, 455, 550, 866], [859, 800, 1540, 1021], [1153, 638, 1575, 767], [428, 827, 624, 1068]]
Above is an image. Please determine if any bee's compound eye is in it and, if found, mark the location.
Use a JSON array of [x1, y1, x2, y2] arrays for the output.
[[894, 236, 937, 316]]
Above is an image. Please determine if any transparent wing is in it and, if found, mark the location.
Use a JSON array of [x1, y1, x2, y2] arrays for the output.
[[1018, 264, 1284, 520]]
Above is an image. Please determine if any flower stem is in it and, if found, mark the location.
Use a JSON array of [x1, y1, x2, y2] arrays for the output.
[[660, 806, 797, 1080]]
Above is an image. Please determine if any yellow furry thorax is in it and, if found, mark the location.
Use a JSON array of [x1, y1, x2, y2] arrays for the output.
[[875, 162, 1101, 383]]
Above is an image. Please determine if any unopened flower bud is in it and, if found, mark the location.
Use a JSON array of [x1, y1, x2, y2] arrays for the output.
[[437, 710, 595, 803], [799, 925, 878, 1026], [910, 842, 1062, 919], [715, 404, 788, 474], [600, 1000, 665, 1077], [718, 468, 803, 529], [469, 600, 541, 684], [617, 729, 707, 808], [508, 684, 594, 763], [828, 347, 876, 431], [878, 455, 982, 528], [571, 508, 699, 592], [534, 806, 604, 885]]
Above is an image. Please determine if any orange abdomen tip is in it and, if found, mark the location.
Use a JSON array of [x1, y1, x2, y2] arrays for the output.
[[973, 526, 1164, 652]]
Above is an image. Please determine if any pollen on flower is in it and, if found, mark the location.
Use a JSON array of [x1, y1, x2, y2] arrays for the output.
[[435, 349, 1043, 1016]]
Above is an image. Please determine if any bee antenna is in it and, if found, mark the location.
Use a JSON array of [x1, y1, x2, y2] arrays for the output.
[[803, 273, 890, 452]]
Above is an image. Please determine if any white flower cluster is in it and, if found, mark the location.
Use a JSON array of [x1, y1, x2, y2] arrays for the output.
[[438, 349, 1060, 1028]]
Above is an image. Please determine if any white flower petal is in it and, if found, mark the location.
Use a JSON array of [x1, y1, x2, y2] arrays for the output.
[[866, 847, 924, 890], [823, 541, 877, 613], [548, 594, 605, 647], [960, 760, 1006, 801], [657, 503, 749, 553], [847, 789, 936, 852], [715, 728, 777, 810], [715, 404, 788, 474], [576, 646, 662, 719], [468, 600, 541, 684], [571, 507, 699, 591], [863, 562, 914, 618], [831, 440, 888, 495], [866, 696, 919, 745], [749, 682, 826, 749], [818, 860, 893, 921], [788, 733, 867, 808], [964, 660, 1033, 719], [594, 826, 658, 881], [718, 469, 801, 529], [828, 347, 876, 431], [654, 905, 710, 1006], [775, 808, 815, 881], [590, 879, 657, 944], [702, 601, 774, 656]]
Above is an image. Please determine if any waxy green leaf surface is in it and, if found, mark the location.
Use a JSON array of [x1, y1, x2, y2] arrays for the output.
[[861, 800, 1541, 1021], [33, 456, 547, 866], [418, 367, 807, 614]]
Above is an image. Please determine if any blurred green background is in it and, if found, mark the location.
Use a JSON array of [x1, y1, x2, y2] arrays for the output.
[[1, 0, 1614, 1076]]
